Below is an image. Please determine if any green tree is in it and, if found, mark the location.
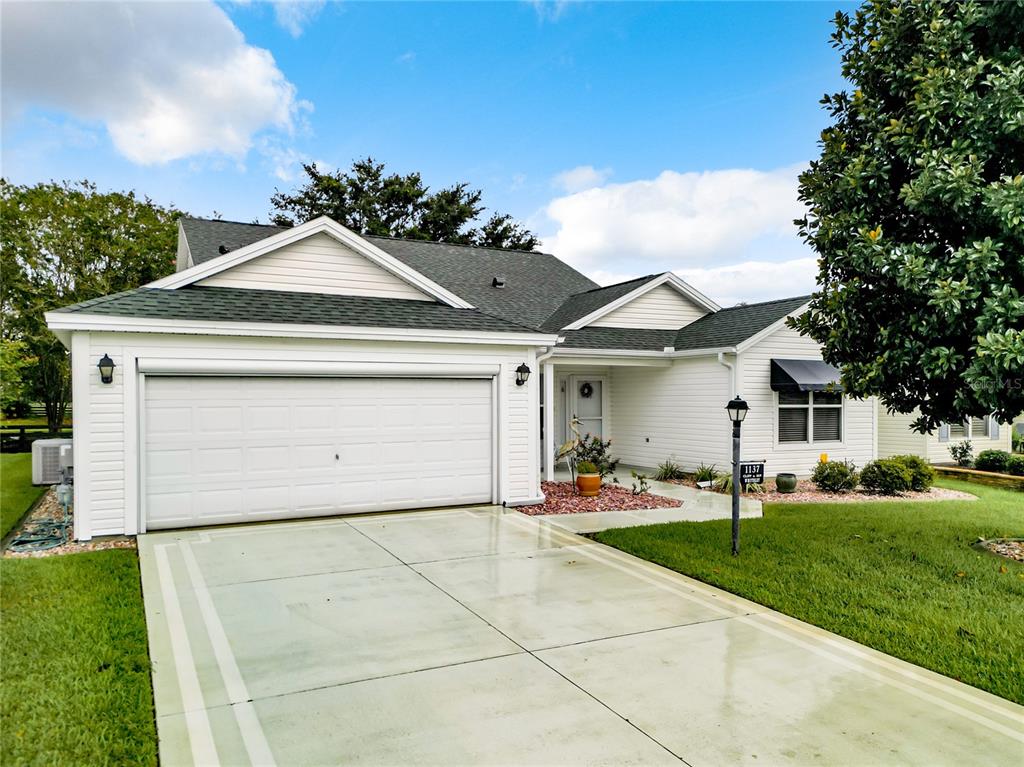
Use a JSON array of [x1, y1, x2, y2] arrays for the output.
[[270, 158, 541, 251], [0, 339, 34, 414], [1, 180, 182, 431], [794, 0, 1024, 431]]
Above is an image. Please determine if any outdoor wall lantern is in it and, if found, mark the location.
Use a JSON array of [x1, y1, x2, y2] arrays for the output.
[[97, 354, 116, 384], [515, 363, 531, 386], [724, 395, 749, 556]]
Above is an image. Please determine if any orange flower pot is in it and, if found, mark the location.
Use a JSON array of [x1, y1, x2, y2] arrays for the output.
[[576, 473, 601, 497]]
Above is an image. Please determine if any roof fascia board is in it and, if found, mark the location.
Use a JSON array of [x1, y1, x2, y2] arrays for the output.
[[551, 347, 669, 358], [669, 346, 737, 358], [734, 301, 812, 354], [44, 311, 557, 347], [562, 272, 720, 331], [149, 216, 475, 309]]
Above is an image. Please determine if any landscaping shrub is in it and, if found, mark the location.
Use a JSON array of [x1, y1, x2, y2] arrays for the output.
[[575, 460, 598, 474], [1013, 430, 1023, 453], [859, 459, 912, 495], [975, 449, 1011, 473], [948, 440, 973, 467], [889, 454, 936, 491], [810, 459, 858, 492], [1006, 454, 1024, 477], [693, 463, 717, 483], [574, 435, 619, 478], [654, 457, 686, 481]]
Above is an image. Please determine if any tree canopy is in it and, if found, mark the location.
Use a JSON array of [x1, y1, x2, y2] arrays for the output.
[[1, 179, 181, 429], [270, 158, 541, 251], [793, 0, 1024, 431]]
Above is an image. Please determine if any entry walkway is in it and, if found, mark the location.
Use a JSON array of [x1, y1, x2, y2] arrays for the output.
[[139, 506, 1023, 766]]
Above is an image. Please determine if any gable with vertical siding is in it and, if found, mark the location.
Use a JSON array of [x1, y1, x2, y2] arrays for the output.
[[196, 232, 433, 301], [590, 284, 708, 329]]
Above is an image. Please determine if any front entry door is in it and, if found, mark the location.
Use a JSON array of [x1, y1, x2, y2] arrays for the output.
[[569, 376, 605, 441]]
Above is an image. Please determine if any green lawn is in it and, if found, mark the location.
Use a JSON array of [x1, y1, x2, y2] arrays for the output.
[[596, 479, 1024, 705], [1, 453, 48, 538], [0, 551, 158, 766]]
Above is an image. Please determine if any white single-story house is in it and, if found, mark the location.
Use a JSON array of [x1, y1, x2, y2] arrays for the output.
[[877, 407, 1012, 462], [48, 215, 879, 540]]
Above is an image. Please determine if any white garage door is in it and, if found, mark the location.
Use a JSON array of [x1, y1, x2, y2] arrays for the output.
[[143, 376, 493, 530]]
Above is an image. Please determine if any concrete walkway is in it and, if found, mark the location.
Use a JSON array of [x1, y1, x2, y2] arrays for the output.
[[541, 465, 762, 533], [139, 507, 1023, 766]]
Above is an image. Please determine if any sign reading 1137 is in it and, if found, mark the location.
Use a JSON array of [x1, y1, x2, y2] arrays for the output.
[[740, 461, 765, 488]]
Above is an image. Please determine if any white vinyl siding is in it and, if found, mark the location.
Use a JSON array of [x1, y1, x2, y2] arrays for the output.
[[70, 331, 538, 539], [197, 231, 432, 301], [738, 323, 876, 478], [591, 285, 708, 330], [927, 415, 1011, 464], [608, 356, 731, 471], [876, 406, 927, 458]]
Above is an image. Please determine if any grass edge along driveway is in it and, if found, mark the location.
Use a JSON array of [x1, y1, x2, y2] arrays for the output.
[[0, 452, 157, 766], [595, 479, 1024, 705]]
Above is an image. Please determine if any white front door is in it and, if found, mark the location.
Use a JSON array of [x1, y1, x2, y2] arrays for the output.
[[569, 375, 605, 441], [143, 376, 493, 530]]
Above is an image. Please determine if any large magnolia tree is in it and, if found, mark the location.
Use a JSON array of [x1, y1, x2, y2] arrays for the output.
[[1, 180, 181, 430], [793, 0, 1024, 431]]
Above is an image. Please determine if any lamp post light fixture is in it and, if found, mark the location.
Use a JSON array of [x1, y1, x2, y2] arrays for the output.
[[97, 354, 116, 384], [725, 395, 748, 556], [515, 363, 531, 386]]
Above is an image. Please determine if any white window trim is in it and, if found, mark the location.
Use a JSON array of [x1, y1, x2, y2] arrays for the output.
[[774, 390, 846, 448]]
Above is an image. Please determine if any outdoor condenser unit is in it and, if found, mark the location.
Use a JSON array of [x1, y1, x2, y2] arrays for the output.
[[31, 438, 73, 485]]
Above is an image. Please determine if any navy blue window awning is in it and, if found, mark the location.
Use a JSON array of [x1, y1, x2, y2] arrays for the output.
[[770, 358, 843, 394]]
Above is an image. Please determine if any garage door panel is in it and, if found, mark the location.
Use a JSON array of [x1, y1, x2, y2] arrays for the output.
[[144, 376, 494, 530]]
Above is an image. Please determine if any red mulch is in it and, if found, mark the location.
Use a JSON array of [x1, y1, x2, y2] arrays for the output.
[[519, 481, 682, 515]]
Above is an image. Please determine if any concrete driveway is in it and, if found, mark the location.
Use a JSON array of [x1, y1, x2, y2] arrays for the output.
[[139, 506, 1023, 766]]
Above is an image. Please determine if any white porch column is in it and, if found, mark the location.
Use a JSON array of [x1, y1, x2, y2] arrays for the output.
[[544, 361, 555, 481]]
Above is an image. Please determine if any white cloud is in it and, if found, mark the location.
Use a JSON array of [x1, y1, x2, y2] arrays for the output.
[[273, 1, 327, 37], [676, 257, 819, 308], [552, 165, 613, 193], [527, 0, 574, 22], [395, 51, 417, 65], [1, 2, 309, 165], [541, 165, 815, 304]]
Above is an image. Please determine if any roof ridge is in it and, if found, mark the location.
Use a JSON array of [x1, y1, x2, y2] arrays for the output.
[[182, 216, 285, 229], [571, 273, 662, 297], [713, 294, 812, 313], [363, 233, 552, 257]]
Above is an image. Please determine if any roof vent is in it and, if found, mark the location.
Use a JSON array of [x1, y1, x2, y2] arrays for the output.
[[492, 276, 506, 289], [218, 244, 230, 255]]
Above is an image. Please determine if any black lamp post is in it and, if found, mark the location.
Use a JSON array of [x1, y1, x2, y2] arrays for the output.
[[725, 395, 749, 556], [97, 354, 116, 384]]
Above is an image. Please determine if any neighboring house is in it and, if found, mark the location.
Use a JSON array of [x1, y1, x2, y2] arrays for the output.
[[47, 215, 875, 540], [878, 408, 1013, 463]]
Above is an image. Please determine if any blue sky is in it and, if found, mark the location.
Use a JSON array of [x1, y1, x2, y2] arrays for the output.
[[2, 1, 854, 304]]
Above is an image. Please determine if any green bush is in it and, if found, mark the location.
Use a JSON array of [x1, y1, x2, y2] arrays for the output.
[[859, 459, 912, 495], [975, 449, 1011, 473], [693, 463, 717, 483], [888, 454, 936, 491], [654, 458, 685, 481], [1013, 430, 1023, 453], [1006, 454, 1024, 476], [810, 460, 858, 492], [575, 460, 598, 475], [948, 440, 973, 467], [574, 435, 619, 478]]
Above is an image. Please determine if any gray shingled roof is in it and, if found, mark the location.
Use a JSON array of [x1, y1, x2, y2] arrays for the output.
[[556, 327, 679, 351], [362, 235, 598, 330], [672, 295, 811, 350], [53, 286, 544, 334], [181, 218, 287, 264], [539, 274, 662, 332], [179, 218, 598, 330]]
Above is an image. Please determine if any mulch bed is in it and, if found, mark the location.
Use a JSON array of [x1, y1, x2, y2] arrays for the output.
[[979, 539, 1024, 563], [519, 481, 682, 515], [3, 489, 137, 559], [667, 478, 975, 504]]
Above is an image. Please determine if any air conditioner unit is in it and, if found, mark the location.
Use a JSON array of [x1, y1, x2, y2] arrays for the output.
[[32, 438, 73, 485]]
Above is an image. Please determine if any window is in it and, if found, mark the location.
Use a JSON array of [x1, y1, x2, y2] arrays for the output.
[[948, 422, 968, 438], [969, 416, 989, 438], [778, 391, 843, 444]]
